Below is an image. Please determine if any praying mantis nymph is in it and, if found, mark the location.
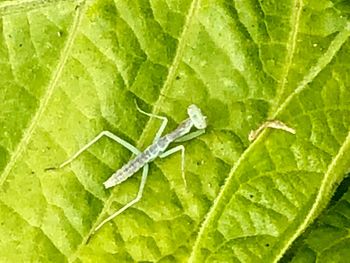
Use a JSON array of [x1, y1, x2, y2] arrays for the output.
[[58, 102, 207, 233]]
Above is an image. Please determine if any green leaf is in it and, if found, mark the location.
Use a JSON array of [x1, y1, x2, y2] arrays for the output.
[[0, 0, 349, 262], [281, 176, 350, 263]]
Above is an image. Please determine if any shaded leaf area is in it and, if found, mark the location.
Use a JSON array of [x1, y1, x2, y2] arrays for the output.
[[281, 175, 350, 263], [0, 0, 349, 262]]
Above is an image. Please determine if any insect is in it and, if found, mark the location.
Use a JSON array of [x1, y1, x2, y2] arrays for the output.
[[58, 102, 207, 233]]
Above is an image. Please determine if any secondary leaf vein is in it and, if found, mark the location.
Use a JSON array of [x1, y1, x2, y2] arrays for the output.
[[190, 22, 350, 261], [271, 0, 303, 114]]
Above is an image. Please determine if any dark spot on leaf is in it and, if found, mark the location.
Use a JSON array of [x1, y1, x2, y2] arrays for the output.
[[176, 76, 181, 80], [44, 167, 57, 172], [19, 43, 23, 47], [196, 160, 204, 166], [265, 243, 269, 247], [249, 194, 254, 198], [331, 175, 350, 203]]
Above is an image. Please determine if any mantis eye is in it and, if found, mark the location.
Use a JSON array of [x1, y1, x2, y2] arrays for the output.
[[187, 104, 207, 129]]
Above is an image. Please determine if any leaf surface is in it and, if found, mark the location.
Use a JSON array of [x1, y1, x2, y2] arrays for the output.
[[281, 176, 350, 263], [0, 0, 349, 262]]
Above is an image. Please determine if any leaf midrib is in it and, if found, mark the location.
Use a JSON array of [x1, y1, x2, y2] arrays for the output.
[[273, 130, 350, 262], [0, 1, 84, 186], [189, 13, 350, 263]]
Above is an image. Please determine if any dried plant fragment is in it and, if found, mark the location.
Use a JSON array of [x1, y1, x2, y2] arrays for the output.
[[249, 120, 296, 142]]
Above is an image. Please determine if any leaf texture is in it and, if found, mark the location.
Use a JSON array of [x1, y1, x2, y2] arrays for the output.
[[0, 0, 349, 262], [281, 176, 350, 262]]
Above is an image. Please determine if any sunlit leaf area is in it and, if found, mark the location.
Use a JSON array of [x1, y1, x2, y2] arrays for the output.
[[0, 0, 349, 262]]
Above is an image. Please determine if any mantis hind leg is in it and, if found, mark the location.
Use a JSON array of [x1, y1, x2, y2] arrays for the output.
[[59, 130, 150, 234], [94, 163, 150, 233]]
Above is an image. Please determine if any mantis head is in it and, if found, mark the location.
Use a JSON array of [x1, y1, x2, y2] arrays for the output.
[[187, 104, 207, 129]]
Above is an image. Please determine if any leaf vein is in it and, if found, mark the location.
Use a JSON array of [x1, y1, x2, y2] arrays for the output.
[[68, 1, 202, 260], [271, 0, 303, 114], [0, 198, 66, 258], [273, 130, 350, 262], [0, 2, 84, 186], [273, 23, 350, 118]]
